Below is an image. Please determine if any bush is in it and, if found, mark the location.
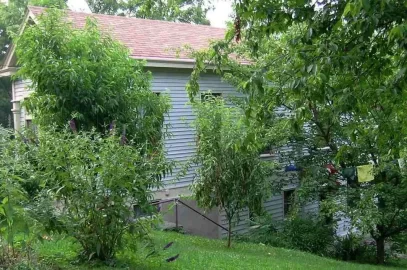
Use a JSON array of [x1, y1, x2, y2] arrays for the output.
[[282, 216, 335, 256], [238, 215, 335, 256], [240, 214, 388, 264], [390, 232, 407, 255], [0, 128, 172, 263], [27, 130, 172, 261], [333, 234, 377, 263], [0, 129, 42, 268]]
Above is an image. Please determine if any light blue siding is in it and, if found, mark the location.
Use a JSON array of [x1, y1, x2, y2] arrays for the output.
[[219, 208, 250, 237], [147, 68, 320, 237], [219, 192, 319, 238], [14, 79, 33, 102], [149, 67, 239, 188], [264, 194, 284, 221], [14, 67, 319, 238]]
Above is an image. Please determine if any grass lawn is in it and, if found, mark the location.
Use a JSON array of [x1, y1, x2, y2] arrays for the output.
[[34, 231, 407, 270]]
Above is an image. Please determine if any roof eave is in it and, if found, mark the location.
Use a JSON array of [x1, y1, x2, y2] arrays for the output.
[[139, 57, 248, 69], [137, 57, 196, 69], [0, 9, 36, 74], [0, 67, 18, 77]]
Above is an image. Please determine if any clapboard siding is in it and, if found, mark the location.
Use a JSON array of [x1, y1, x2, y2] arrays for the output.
[[14, 79, 32, 101], [302, 201, 320, 215], [150, 68, 238, 188], [336, 215, 356, 237], [219, 208, 250, 238], [219, 191, 319, 237], [264, 194, 284, 221], [13, 79, 33, 128], [11, 69, 238, 189], [12, 67, 320, 238], [20, 107, 26, 127]]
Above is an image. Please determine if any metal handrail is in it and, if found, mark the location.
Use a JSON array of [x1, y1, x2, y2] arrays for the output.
[[152, 198, 231, 233]]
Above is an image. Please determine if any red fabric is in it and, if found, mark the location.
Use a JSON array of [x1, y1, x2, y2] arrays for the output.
[[325, 164, 338, 174]]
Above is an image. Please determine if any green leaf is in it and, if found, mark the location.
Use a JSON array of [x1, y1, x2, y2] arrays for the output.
[[343, 3, 352, 16], [307, 64, 313, 73], [2, 197, 8, 205]]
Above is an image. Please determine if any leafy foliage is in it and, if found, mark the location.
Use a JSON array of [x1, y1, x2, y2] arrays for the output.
[[190, 96, 275, 247], [187, 0, 407, 264], [16, 9, 170, 146], [87, 0, 212, 25], [26, 129, 171, 261], [0, 127, 172, 263], [0, 129, 42, 267], [333, 234, 377, 263], [11, 8, 173, 262], [238, 215, 335, 257], [0, 0, 66, 62]]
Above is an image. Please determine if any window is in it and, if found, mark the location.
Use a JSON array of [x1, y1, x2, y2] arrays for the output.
[[26, 119, 32, 128], [201, 92, 222, 102], [283, 189, 295, 216], [260, 144, 274, 156], [249, 196, 264, 222]]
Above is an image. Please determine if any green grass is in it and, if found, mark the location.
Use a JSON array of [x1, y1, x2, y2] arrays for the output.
[[33, 231, 407, 270]]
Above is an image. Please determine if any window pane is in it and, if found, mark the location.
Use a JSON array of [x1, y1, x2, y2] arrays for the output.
[[201, 92, 222, 102], [261, 144, 273, 155], [284, 190, 295, 216]]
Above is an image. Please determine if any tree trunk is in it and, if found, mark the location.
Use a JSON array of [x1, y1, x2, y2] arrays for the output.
[[376, 237, 385, 264], [227, 221, 232, 248]]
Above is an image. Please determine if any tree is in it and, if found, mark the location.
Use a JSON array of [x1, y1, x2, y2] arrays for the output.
[[190, 96, 275, 247], [87, 0, 212, 25], [13, 9, 172, 261], [187, 0, 407, 264], [0, 0, 66, 62], [16, 8, 170, 145]]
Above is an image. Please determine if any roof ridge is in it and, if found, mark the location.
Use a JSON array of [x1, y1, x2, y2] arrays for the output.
[[27, 5, 226, 30]]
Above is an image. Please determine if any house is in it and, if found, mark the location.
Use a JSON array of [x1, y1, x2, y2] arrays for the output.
[[0, 6, 318, 239]]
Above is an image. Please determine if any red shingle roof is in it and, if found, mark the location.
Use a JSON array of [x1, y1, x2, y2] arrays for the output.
[[28, 6, 226, 62]]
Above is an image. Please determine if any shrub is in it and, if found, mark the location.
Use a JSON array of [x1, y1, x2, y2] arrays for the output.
[[333, 234, 377, 263], [283, 216, 335, 255], [0, 128, 171, 263], [239, 215, 335, 256], [390, 232, 407, 255], [26, 129, 172, 261], [241, 215, 387, 264], [0, 129, 41, 268]]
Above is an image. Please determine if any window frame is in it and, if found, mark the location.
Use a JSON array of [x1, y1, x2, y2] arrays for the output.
[[25, 119, 32, 128], [201, 92, 222, 102], [283, 189, 295, 216]]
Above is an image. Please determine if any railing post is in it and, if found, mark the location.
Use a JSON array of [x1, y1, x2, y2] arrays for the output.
[[175, 199, 179, 229]]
